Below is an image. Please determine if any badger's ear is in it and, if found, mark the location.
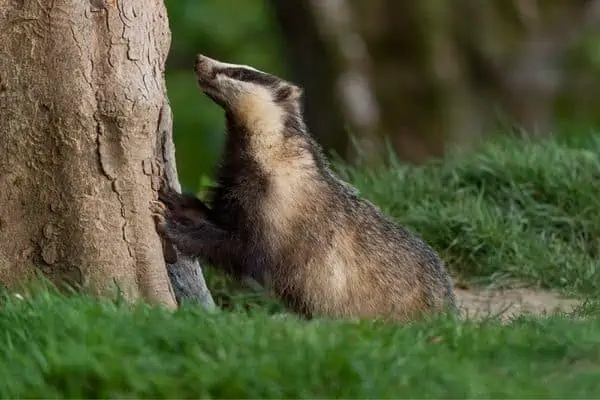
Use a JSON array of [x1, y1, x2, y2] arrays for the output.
[[274, 84, 303, 103], [288, 85, 303, 101]]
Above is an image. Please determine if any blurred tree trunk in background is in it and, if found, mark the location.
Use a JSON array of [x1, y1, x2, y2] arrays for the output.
[[352, 0, 476, 163], [272, 0, 383, 165], [272, 0, 600, 164], [270, 0, 352, 161], [455, 0, 600, 136], [0, 0, 214, 308]]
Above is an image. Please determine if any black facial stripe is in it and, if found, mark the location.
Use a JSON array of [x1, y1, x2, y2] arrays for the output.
[[217, 67, 280, 87]]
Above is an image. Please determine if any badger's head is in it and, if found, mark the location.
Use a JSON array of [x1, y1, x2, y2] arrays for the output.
[[194, 54, 304, 133]]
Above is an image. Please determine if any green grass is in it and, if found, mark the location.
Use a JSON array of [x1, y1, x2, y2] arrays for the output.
[[0, 287, 598, 398], [2, 134, 600, 397], [340, 134, 600, 295]]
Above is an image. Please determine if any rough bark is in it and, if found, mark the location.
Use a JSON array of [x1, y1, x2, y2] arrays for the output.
[[0, 0, 214, 309]]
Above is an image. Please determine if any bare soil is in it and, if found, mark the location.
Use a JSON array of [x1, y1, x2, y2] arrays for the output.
[[454, 283, 581, 321]]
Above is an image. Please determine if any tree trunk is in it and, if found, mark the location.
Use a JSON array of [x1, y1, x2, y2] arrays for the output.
[[0, 0, 214, 309], [157, 105, 216, 308]]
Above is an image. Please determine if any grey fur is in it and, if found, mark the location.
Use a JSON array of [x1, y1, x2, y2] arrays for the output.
[[157, 54, 457, 322]]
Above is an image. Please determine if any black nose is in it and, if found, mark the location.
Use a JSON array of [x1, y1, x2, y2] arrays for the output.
[[194, 54, 208, 70]]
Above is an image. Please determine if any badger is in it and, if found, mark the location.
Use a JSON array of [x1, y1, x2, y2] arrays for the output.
[[155, 54, 457, 322]]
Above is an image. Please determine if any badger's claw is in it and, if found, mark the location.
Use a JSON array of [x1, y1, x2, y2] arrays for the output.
[[150, 200, 179, 264], [158, 185, 183, 208], [150, 199, 166, 214], [150, 201, 167, 231]]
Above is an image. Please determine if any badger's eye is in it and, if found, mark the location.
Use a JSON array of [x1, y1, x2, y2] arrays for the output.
[[229, 69, 248, 80]]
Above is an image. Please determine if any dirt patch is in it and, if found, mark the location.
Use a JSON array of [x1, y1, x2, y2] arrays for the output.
[[455, 285, 581, 321]]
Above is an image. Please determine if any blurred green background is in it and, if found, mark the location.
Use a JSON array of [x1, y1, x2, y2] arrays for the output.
[[165, 0, 286, 191], [165, 0, 600, 193]]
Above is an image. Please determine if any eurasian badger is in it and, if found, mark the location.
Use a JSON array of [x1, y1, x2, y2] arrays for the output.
[[155, 54, 457, 321]]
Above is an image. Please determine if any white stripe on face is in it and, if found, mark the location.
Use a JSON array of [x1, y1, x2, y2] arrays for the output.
[[196, 54, 262, 73], [215, 61, 261, 73]]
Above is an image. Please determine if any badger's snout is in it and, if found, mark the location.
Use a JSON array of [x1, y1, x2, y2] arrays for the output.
[[194, 54, 215, 78]]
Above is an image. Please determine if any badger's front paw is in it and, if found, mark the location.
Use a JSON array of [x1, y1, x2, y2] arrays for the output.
[[158, 187, 211, 226], [157, 185, 184, 209], [150, 200, 178, 264], [150, 200, 168, 233]]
